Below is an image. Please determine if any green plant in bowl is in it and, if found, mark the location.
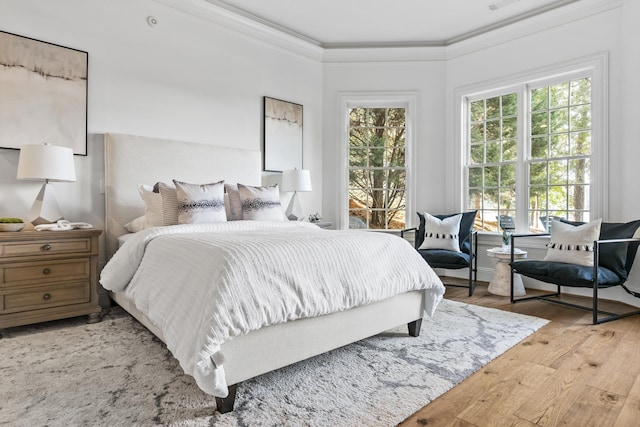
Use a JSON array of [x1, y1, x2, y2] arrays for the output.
[[0, 218, 25, 231]]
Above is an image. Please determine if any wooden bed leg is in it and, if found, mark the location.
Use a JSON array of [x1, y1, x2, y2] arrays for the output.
[[215, 384, 238, 414], [408, 318, 422, 337]]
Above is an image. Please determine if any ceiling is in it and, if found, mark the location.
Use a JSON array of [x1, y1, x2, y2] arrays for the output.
[[206, 0, 581, 48]]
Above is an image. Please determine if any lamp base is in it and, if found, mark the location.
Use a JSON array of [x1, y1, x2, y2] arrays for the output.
[[28, 182, 64, 225], [285, 192, 305, 221]]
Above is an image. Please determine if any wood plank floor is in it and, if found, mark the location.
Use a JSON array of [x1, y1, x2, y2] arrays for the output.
[[399, 281, 640, 427]]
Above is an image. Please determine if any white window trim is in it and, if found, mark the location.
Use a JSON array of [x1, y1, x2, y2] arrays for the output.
[[453, 52, 608, 235], [337, 91, 419, 231]]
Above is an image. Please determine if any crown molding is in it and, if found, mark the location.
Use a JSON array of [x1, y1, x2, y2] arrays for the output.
[[153, 0, 623, 64], [152, 0, 324, 62]]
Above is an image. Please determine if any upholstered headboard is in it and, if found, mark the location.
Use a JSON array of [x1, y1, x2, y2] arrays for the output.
[[104, 133, 262, 259]]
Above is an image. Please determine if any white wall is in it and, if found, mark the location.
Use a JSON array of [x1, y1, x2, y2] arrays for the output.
[[0, 0, 324, 249]]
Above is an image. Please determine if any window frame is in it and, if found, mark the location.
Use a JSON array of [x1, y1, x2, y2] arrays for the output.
[[454, 53, 608, 235], [338, 91, 418, 231]]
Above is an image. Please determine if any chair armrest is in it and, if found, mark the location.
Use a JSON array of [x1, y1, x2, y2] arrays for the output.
[[595, 237, 640, 245], [400, 227, 417, 239]]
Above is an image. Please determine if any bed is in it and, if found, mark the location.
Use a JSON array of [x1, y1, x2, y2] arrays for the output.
[[100, 133, 445, 412]]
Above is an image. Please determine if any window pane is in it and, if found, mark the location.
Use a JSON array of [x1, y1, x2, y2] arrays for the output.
[[486, 119, 501, 141], [550, 82, 569, 108], [570, 105, 591, 131], [531, 87, 548, 111], [485, 166, 499, 186], [571, 78, 591, 105], [529, 162, 547, 185], [486, 97, 500, 119], [349, 108, 366, 126], [484, 189, 499, 209], [470, 123, 484, 142], [387, 147, 405, 167], [531, 112, 548, 136], [349, 148, 367, 167], [548, 185, 567, 210], [549, 134, 569, 158], [470, 144, 484, 164], [570, 131, 591, 155], [568, 185, 589, 211], [549, 108, 569, 133], [531, 136, 547, 159], [469, 167, 483, 187], [349, 210, 369, 229], [502, 139, 517, 161], [470, 100, 485, 121], [485, 141, 500, 163], [529, 187, 547, 210], [569, 158, 590, 184], [502, 117, 517, 139], [549, 160, 567, 184], [500, 164, 516, 187], [502, 93, 517, 116]]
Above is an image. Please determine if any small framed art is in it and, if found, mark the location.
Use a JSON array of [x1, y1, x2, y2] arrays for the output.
[[263, 96, 303, 172]]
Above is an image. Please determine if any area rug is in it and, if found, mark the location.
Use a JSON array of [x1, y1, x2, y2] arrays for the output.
[[0, 299, 548, 427]]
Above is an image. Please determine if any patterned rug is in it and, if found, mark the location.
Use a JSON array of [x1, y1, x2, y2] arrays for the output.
[[0, 299, 548, 426]]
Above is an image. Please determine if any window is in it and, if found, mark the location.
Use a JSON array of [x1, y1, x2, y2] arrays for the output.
[[461, 55, 606, 234], [348, 107, 406, 230]]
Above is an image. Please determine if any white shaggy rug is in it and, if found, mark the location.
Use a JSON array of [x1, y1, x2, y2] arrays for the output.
[[0, 299, 548, 426]]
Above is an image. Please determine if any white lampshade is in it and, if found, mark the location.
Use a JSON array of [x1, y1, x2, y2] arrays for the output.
[[16, 143, 76, 225], [17, 143, 76, 182], [281, 169, 312, 192]]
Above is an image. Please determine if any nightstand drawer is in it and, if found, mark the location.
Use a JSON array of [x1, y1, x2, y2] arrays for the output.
[[0, 238, 92, 258], [1, 282, 90, 313], [1, 258, 90, 286]]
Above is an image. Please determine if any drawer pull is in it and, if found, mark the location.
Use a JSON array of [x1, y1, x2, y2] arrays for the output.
[[42, 244, 52, 251], [43, 293, 51, 300], [42, 268, 52, 275]]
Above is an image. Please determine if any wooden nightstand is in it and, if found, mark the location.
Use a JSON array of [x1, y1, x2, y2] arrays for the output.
[[0, 229, 103, 328]]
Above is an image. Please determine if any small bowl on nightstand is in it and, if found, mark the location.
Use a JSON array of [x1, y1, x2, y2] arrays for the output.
[[0, 223, 26, 232]]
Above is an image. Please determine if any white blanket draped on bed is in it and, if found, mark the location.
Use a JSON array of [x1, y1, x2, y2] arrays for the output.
[[100, 221, 444, 397]]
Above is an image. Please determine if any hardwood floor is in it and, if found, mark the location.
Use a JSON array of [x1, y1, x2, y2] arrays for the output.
[[400, 281, 640, 427]]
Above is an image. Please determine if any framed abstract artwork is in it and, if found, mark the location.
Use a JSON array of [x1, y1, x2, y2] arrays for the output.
[[263, 96, 303, 172], [0, 31, 88, 155]]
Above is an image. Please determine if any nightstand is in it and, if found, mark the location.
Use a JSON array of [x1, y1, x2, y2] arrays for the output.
[[0, 229, 103, 328]]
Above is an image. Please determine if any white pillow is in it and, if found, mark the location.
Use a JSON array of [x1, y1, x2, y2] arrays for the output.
[[224, 183, 243, 220], [238, 184, 284, 221], [138, 184, 162, 228], [174, 180, 226, 224], [544, 218, 602, 266], [124, 215, 147, 233], [418, 212, 462, 252]]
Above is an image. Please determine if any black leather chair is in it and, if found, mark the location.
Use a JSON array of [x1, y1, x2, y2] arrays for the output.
[[402, 211, 478, 296], [510, 220, 640, 324]]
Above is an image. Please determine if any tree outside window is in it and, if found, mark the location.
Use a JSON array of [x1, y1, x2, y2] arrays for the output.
[[348, 107, 406, 230]]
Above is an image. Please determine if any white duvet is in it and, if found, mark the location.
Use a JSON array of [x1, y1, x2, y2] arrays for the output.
[[100, 221, 444, 397]]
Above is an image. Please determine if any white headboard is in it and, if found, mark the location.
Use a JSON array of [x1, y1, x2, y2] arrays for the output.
[[104, 133, 262, 259]]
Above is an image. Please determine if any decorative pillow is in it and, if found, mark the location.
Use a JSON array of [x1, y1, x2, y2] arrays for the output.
[[561, 218, 640, 280], [138, 184, 163, 228], [157, 182, 179, 226], [173, 180, 226, 224], [237, 184, 284, 221], [417, 211, 477, 254], [543, 218, 602, 266], [124, 215, 147, 233], [418, 212, 462, 252], [224, 183, 243, 221]]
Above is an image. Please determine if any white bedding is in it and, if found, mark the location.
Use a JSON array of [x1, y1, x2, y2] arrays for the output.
[[100, 221, 444, 397]]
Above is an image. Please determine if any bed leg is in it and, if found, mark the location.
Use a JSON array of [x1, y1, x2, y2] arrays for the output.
[[408, 318, 422, 337], [215, 384, 238, 414]]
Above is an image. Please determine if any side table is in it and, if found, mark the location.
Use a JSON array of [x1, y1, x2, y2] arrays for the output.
[[486, 247, 527, 297], [311, 221, 333, 229]]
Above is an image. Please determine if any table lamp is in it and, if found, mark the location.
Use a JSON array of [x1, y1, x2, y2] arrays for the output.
[[17, 143, 76, 225], [281, 169, 312, 221]]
